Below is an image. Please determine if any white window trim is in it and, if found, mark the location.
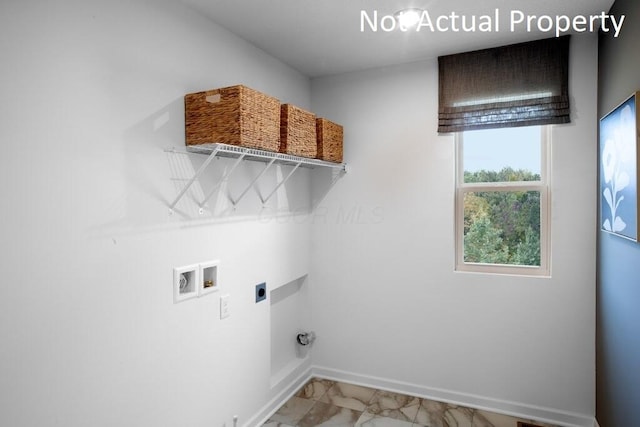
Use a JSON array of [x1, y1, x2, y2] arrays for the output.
[[454, 126, 551, 277]]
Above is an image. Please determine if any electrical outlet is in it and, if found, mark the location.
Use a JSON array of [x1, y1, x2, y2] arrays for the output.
[[255, 282, 267, 303], [220, 294, 230, 319]]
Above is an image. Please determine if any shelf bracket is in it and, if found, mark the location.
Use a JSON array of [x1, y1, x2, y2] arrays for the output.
[[262, 161, 303, 205], [231, 157, 277, 208], [168, 146, 220, 213], [197, 151, 247, 214], [310, 168, 346, 211]]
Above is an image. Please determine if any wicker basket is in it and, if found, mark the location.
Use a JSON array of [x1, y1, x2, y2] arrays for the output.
[[316, 118, 343, 163], [185, 85, 280, 152], [280, 104, 317, 158]]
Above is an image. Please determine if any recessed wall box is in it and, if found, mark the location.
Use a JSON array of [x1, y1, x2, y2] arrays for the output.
[[199, 260, 220, 297], [173, 264, 199, 303]]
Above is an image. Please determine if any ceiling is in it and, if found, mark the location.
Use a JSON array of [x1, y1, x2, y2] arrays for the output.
[[179, 0, 615, 77]]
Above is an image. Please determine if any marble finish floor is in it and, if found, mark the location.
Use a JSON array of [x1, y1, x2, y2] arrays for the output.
[[263, 378, 560, 427]]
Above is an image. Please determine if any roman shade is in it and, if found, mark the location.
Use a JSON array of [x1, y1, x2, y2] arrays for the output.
[[438, 35, 570, 133]]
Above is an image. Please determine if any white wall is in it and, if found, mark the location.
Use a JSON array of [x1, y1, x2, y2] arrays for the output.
[[0, 0, 599, 424], [310, 34, 597, 425], [0, 0, 313, 426]]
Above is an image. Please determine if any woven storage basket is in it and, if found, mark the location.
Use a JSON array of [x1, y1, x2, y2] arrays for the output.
[[185, 85, 280, 152], [280, 104, 317, 158], [316, 118, 343, 163]]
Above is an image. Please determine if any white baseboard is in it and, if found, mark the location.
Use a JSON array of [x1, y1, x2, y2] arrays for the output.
[[245, 363, 313, 427], [311, 366, 595, 427], [593, 418, 601, 427]]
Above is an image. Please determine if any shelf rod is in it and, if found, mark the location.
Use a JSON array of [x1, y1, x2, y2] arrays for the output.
[[262, 161, 302, 205], [231, 157, 277, 207], [198, 151, 248, 211], [168, 146, 220, 212]]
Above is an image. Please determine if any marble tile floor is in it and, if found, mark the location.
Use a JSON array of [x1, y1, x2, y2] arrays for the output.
[[262, 378, 560, 427]]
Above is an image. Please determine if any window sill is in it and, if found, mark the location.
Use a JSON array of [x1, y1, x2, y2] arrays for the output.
[[455, 263, 551, 279]]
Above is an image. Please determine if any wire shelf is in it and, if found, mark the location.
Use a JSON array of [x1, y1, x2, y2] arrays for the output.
[[182, 143, 346, 171], [166, 143, 347, 214]]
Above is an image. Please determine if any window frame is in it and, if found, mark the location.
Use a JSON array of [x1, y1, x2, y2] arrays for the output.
[[454, 126, 551, 277]]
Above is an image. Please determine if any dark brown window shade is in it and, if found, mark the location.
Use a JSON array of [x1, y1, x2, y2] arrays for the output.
[[438, 35, 570, 133]]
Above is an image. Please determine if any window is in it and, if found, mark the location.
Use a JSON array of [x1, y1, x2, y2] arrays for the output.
[[440, 37, 567, 276], [455, 126, 550, 276]]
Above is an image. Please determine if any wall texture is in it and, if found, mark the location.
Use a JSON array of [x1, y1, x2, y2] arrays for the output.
[[0, 1, 313, 426], [597, 0, 640, 425], [310, 34, 598, 426]]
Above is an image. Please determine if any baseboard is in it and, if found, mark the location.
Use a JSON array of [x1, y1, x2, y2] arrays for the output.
[[593, 418, 601, 427], [245, 363, 313, 427], [311, 366, 595, 427]]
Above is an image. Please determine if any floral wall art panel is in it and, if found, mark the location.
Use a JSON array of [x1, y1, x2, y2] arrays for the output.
[[600, 91, 640, 241]]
